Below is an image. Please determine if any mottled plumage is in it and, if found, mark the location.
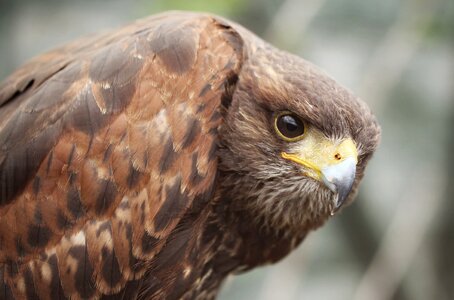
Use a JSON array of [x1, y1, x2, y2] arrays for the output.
[[0, 12, 380, 299]]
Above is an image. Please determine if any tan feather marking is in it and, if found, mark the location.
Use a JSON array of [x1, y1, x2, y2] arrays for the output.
[[153, 175, 188, 232], [30, 258, 54, 299], [16, 277, 26, 295], [85, 220, 126, 294], [126, 123, 151, 172], [56, 231, 98, 299], [111, 196, 147, 280], [167, 102, 198, 152], [80, 159, 119, 217], [91, 83, 109, 114], [24, 249, 69, 299], [183, 266, 192, 279], [129, 188, 164, 259], [40, 262, 51, 284]]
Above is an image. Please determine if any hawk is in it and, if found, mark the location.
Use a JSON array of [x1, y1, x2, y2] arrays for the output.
[[0, 11, 380, 299]]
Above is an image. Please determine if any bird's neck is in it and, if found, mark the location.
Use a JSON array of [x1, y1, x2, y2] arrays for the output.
[[205, 177, 307, 273], [172, 174, 307, 298]]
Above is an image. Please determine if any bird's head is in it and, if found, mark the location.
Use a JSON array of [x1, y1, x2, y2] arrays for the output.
[[218, 46, 380, 234]]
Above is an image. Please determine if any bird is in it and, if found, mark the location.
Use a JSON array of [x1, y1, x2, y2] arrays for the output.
[[0, 11, 380, 300]]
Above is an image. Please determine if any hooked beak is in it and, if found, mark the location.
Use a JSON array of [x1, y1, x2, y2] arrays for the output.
[[321, 156, 356, 211], [281, 136, 358, 212]]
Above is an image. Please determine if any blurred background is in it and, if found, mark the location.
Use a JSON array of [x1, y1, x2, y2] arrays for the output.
[[1, 0, 453, 299]]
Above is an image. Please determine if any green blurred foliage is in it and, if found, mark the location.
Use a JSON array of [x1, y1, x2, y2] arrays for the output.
[[145, 0, 247, 17]]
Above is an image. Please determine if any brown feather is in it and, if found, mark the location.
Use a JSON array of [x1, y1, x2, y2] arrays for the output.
[[0, 11, 380, 300], [0, 12, 244, 299]]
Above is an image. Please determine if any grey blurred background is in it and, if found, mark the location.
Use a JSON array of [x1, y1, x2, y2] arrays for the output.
[[1, 0, 453, 299]]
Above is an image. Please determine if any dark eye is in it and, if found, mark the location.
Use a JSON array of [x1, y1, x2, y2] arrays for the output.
[[274, 112, 305, 141]]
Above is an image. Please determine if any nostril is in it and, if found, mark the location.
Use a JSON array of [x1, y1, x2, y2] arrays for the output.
[[334, 153, 342, 160]]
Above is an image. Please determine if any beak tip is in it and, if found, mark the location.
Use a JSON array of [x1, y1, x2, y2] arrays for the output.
[[334, 184, 353, 209], [321, 157, 357, 212]]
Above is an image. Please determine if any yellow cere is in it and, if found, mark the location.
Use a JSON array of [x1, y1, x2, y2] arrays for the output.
[[280, 126, 358, 181]]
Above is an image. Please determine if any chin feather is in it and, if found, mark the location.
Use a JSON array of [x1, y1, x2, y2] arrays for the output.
[[220, 170, 334, 235]]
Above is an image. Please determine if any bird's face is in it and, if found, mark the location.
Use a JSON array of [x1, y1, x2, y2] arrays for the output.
[[276, 113, 358, 211], [218, 49, 380, 233]]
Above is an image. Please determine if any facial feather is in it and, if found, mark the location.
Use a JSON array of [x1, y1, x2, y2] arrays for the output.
[[218, 41, 380, 234]]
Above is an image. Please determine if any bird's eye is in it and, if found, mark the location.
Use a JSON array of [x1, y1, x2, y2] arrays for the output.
[[274, 112, 306, 141]]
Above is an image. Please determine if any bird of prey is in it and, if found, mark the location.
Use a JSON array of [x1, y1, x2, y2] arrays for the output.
[[0, 11, 380, 299]]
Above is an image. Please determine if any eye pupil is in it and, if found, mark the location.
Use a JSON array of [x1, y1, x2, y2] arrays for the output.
[[276, 113, 305, 140], [283, 116, 298, 132]]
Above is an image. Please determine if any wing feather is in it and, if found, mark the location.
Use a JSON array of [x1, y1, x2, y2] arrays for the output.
[[0, 12, 243, 298]]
